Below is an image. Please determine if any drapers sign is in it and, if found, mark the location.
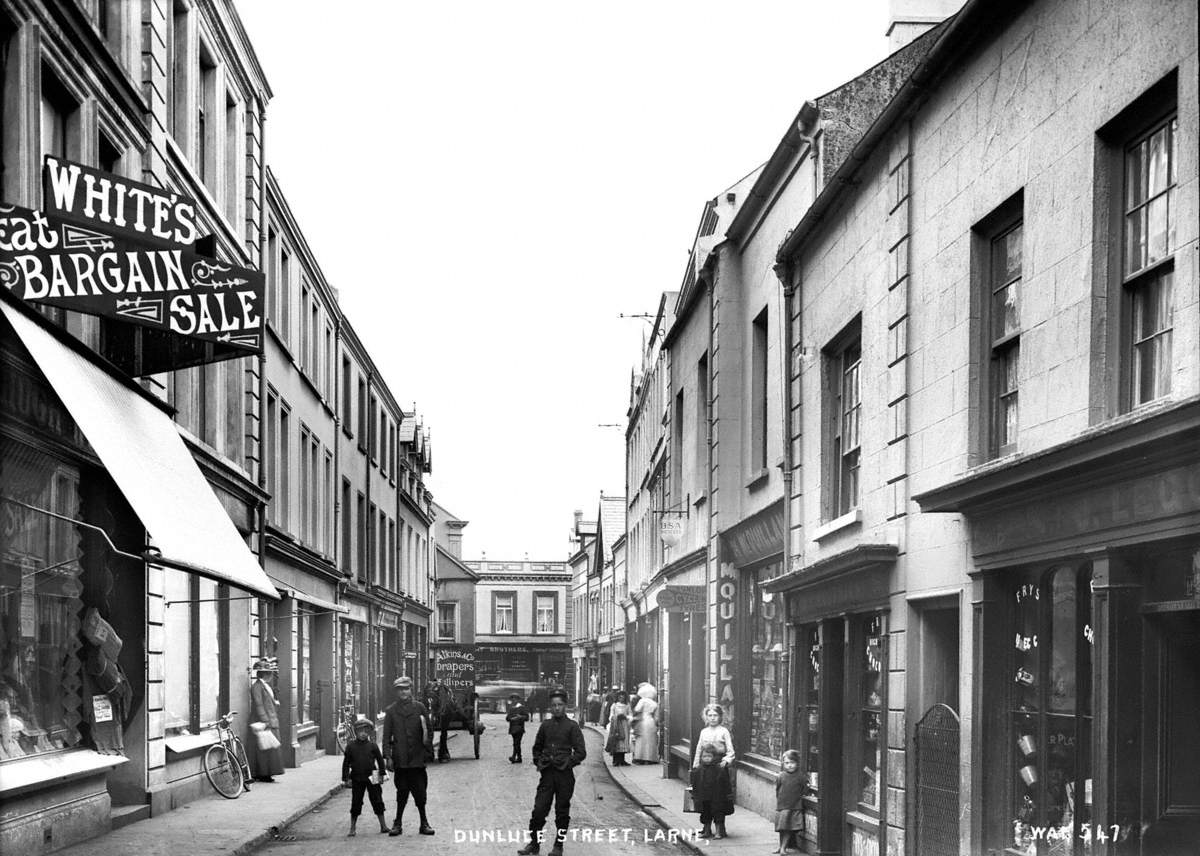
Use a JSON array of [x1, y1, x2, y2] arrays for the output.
[[433, 645, 476, 694], [0, 158, 264, 355]]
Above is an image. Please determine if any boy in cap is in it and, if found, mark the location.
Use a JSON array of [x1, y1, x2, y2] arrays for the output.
[[517, 689, 586, 856], [506, 692, 530, 764], [382, 675, 436, 836], [341, 716, 388, 836]]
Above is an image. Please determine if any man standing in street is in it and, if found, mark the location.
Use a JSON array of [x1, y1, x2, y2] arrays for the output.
[[516, 689, 586, 856], [381, 676, 436, 836]]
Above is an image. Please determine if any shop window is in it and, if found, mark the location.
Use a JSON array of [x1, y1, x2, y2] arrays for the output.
[[298, 610, 311, 723], [437, 602, 457, 641], [799, 625, 821, 792], [494, 591, 515, 634], [1010, 564, 1094, 854], [747, 563, 786, 759], [0, 444, 84, 758], [255, 597, 276, 663], [857, 614, 884, 812], [163, 570, 226, 735], [340, 620, 362, 711]]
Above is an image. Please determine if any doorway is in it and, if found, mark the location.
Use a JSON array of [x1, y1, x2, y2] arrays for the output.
[[910, 598, 960, 856]]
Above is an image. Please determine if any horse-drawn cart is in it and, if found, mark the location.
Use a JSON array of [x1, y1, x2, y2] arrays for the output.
[[426, 645, 483, 760]]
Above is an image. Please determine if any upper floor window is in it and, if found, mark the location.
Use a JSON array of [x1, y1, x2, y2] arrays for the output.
[[494, 592, 514, 634], [989, 223, 1022, 457], [825, 318, 862, 518], [342, 357, 353, 432], [437, 602, 457, 641], [750, 307, 769, 473], [1124, 115, 1177, 407], [535, 593, 556, 634]]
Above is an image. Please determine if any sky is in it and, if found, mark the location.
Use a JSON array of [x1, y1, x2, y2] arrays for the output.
[[236, 1, 897, 561]]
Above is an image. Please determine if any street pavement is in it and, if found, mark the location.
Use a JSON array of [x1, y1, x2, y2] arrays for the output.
[[51, 713, 779, 856], [253, 713, 684, 856]]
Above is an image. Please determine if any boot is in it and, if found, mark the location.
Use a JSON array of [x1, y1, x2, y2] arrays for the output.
[[699, 822, 712, 839], [516, 839, 540, 855], [418, 809, 435, 835], [348, 817, 358, 837], [388, 818, 403, 837], [548, 831, 566, 856], [714, 820, 727, 839], [377, 813, 389, 833]]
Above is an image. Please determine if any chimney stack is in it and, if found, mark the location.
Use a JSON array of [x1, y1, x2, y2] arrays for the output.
[[887, 0, 961, 50]]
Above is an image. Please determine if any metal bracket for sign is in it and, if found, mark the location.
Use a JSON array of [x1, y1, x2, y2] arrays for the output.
[[650, 495, 691, 519]]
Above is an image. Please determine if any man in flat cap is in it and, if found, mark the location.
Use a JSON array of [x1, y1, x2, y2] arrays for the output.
[[517, 689, 586, 856], [382, 675, 436, 836]]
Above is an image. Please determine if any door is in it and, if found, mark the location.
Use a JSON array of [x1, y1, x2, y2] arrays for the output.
[[1141, 610, 1200, 854]]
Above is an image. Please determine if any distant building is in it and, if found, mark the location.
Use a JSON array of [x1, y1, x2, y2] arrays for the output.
[[465, 557, 572, 704]]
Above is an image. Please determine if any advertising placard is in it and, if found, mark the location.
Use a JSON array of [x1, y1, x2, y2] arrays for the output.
[[433, 645, 476, 695]]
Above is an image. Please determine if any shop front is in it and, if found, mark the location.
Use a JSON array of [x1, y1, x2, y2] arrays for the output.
[[915, 400, 1200, 856], [765, 544, 898, 856], [0, 297, 278, 853], [338, 603, 369, 734], [718, 500, 789, 818]]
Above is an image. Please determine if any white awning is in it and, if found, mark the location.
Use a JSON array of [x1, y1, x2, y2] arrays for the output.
[[278, 587, 348, 614], [2, 304, 279, 600]]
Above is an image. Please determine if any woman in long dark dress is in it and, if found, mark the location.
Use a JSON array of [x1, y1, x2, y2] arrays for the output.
[[249, 659, 284, 782]]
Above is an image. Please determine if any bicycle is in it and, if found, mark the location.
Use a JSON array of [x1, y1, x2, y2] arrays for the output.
[[203, 710, 252, 799]]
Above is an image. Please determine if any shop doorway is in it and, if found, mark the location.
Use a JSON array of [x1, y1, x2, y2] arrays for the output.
[[1140, 609, 1200, 854], [910, 599, 960, 856]]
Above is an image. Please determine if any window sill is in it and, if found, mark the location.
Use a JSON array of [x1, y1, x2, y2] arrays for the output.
[[296, 722, 319, 740], [164, 731, 218, 757], [0, 748, 129, 798], [845, 809, 881, 831], [745, 469, 769, 490], [342, 425, 354, 440], [812, 508, 862, 542]]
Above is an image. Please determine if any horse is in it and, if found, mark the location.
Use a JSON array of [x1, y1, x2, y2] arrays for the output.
[[422, 681, 477, 762]]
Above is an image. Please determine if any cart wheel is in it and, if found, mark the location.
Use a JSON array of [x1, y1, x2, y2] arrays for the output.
[[473, 698, 481, 759]]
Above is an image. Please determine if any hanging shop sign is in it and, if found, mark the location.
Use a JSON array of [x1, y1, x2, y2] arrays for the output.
[[0, 201, 263, 352], [433, 645, 476, 695], [43, 156, 200, 249], [656, 585, 705, 613]]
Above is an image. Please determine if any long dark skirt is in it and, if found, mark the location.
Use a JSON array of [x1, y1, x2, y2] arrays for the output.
[[251, 727, 284, 777]]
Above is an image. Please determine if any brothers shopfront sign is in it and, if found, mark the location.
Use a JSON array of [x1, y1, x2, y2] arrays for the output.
[[0, 158, 264, 365]]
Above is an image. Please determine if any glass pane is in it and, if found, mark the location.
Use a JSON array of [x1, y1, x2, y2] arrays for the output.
[[1045, 713, 1078, 842], [1147, 125, 1169, 197], [163, 569, 192, 733], [1014, 580, 1039, 713], [749, 563, 785, 758], [805, 626, 820, 792], [1006, 226, 1023, 280], [1049, 569, 1077, 713], [860, 709, 882, 809], [1125, 207, 1147, 275], [198, 579, 220, 725], [993, 282, 1021, 340], [1147, 194, 1169, 265], [1002, 393, 1019, 450], [1012, 708, 1040, 852], [859, 615, 884, 811], [1125, 137, 1146, 208]]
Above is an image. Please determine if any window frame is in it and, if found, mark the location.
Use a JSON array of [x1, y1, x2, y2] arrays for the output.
[[823, 317, 862, 519], [534, 590, 558, 635], [436, 601, 458, 642], [492, 590, 516, 635]]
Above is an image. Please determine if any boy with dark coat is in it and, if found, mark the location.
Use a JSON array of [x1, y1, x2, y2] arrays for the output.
[[341, 717, 388, 836], [381, 676, 436, 836], [516, 689, 587, 856], [506, 692, 530, 763]]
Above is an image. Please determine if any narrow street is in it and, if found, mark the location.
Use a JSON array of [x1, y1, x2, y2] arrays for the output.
[[252, 716, 685, 856]]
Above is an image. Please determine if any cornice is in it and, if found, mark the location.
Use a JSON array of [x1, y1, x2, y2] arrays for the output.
[[264, 529, 340, 581]]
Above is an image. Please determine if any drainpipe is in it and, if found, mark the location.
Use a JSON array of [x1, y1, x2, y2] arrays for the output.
[[255, 103, 269, 573], [775, 259, 796, 751], [703, 273, 715, 732]]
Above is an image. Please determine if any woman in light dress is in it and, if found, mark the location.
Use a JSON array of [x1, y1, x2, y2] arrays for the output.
[[631, 683, 659, 764]]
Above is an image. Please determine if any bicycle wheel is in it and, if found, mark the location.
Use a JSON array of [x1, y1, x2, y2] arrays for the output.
[[335, 721, 350, 753], [203, 743, 245, 799], [231, 737, 252, 785]]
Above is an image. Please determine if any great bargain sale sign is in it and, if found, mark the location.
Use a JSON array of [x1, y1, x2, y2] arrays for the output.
[[0, 158, 263, 354]]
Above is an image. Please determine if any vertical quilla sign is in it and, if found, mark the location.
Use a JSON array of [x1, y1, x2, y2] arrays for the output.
[[0, 157, 264, 356]]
